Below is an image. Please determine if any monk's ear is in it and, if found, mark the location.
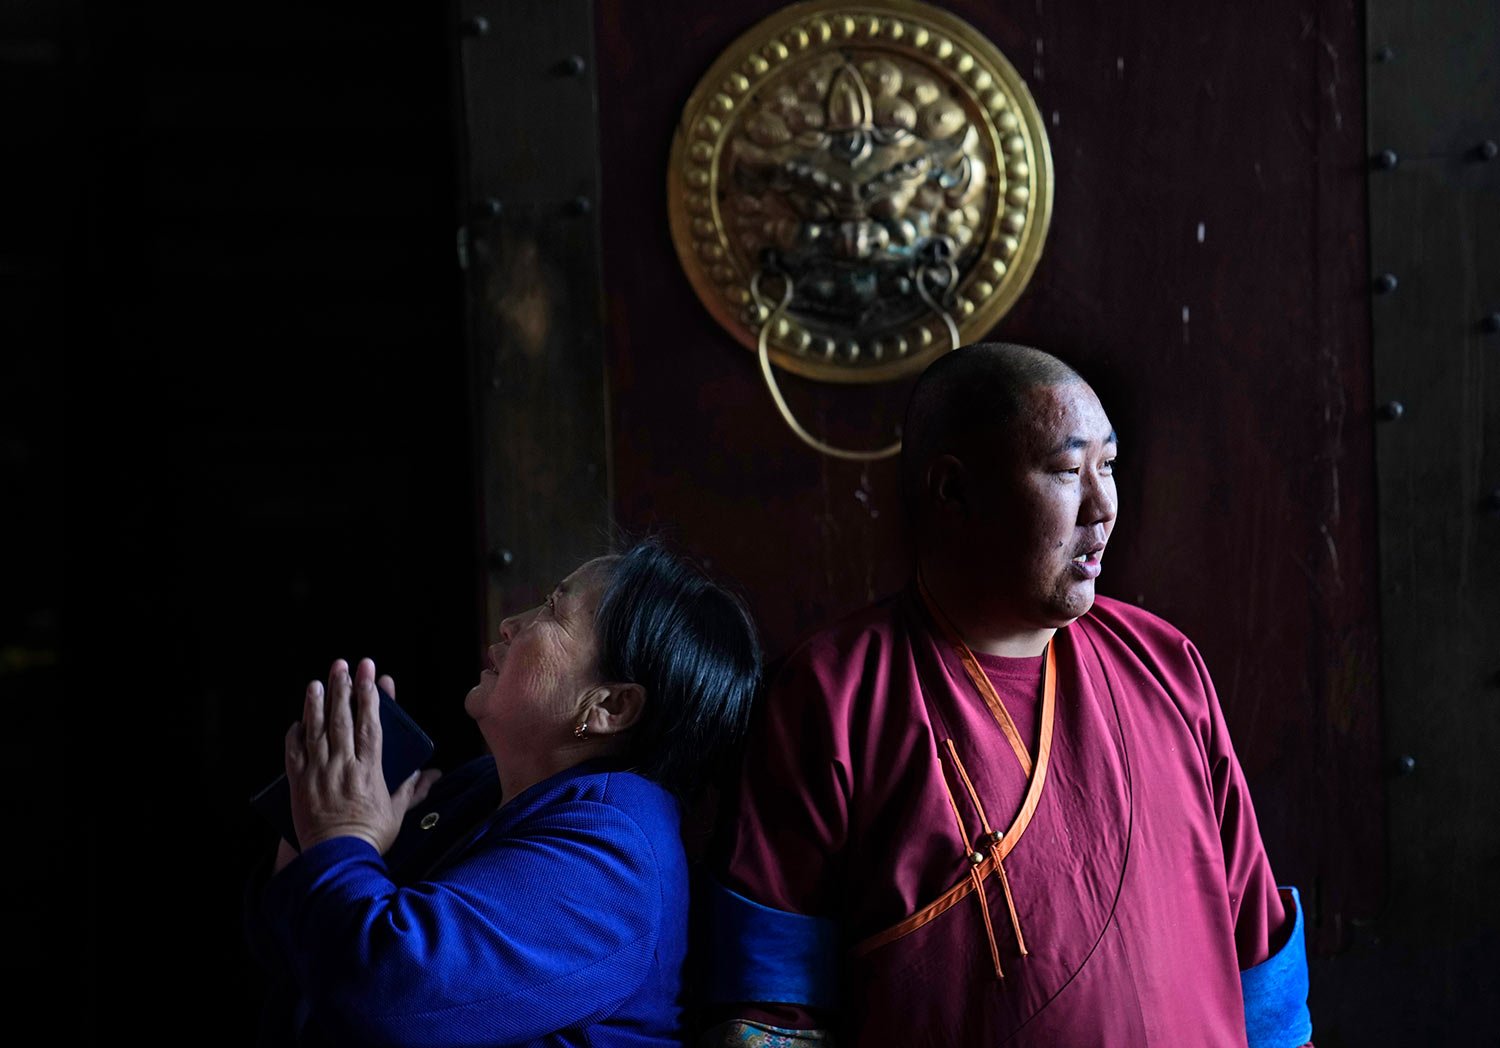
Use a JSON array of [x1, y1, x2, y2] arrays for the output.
[[927, 454, 968, 514], [580, 683, 646, 736]]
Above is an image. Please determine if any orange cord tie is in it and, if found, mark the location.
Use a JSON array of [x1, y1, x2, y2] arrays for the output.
[[940, 739, 1005, 979], [970, 859, 1005, 979], [945, 737, 1029, 968], [946, 738, 997, 835], [993, 849, 1029, 957]]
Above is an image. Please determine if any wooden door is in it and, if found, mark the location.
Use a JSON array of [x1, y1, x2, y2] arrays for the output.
[[591, 0, 1379, 968]]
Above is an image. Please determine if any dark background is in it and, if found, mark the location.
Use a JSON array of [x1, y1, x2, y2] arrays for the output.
[[8, 0, 1496, 1042], [15, 0, 485, 1035]]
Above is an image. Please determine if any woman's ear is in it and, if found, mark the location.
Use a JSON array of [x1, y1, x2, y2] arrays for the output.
[[580, 682, 646, 736]]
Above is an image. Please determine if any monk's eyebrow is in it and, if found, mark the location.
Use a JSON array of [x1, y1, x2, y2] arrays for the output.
[[1052, 430, 1118, 454]]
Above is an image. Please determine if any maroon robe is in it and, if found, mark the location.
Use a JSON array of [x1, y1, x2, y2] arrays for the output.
[[714, 586, 1294, 1046]]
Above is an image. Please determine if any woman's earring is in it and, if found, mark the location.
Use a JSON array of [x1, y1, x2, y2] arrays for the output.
[[573, 720, 588, 739]]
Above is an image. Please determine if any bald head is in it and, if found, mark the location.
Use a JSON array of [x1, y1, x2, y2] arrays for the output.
[[900, 343, 1118, 652], [900, 342, 1085, 509]]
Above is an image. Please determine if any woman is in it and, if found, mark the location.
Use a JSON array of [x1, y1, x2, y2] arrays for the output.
[[247, 538, 761, 1047]]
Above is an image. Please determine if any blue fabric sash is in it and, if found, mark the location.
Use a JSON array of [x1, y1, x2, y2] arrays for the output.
[[706, 877, 838, 1010], [1241, 886, 1313, 1048]]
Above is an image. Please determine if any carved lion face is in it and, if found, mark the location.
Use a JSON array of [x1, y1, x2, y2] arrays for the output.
[[726, 54, 993, 332]]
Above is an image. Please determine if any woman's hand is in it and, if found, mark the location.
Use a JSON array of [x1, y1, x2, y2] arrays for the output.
[[285, 657, 437, 855]]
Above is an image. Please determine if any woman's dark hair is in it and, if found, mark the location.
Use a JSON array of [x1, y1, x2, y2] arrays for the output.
[[594, 537, 761, 797]]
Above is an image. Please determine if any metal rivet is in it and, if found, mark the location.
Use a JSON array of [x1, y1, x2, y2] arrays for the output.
[[1481, 313, 1500, 334], [1378, 400, 1405, 422], [1373, 45, 1394, 62], [489, 548, 515, 570], [1474, 140, 1499, 162], [1372, 148, 1399, 171], [1393, 754, 1416, 776], [968, 851, 986, 866], [568, 195, 592, 216], [559, 54, 586, 76], [986, 830, 1003, 844], [1373, 272, 1399, 295], [420, 812, 440, 830], [473, 196, 502, 220], [461, 15, 490, 37]]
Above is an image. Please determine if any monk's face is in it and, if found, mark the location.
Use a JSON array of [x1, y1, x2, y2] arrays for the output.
[[965, 382, 1118, 628]]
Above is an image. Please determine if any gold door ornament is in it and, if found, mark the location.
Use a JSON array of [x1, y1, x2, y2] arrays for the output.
[[668, 0, 1053, 459]]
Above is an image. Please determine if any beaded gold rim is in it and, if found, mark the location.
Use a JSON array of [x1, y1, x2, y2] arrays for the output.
[[667, 0, 1053, 384]]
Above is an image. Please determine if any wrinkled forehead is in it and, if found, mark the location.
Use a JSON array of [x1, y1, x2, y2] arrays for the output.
[[560, 556, 619, 608], [1006, 382, 1114, 452]]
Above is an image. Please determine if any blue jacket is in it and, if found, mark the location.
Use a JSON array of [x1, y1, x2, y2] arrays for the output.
[[252, 757, 690, 1047]]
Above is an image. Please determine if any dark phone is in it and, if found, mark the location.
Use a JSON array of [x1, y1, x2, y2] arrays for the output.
[[249, 685, 436, 851]]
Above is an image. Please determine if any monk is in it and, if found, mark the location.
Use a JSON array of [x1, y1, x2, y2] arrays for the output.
[[701, 343, 1313, 1047]]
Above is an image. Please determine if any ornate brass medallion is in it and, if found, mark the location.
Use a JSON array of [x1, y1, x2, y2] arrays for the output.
[[668, 0, 1053, 399]]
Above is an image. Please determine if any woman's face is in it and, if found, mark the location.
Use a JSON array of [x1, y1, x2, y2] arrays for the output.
[[465, 556, 615, 754]]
